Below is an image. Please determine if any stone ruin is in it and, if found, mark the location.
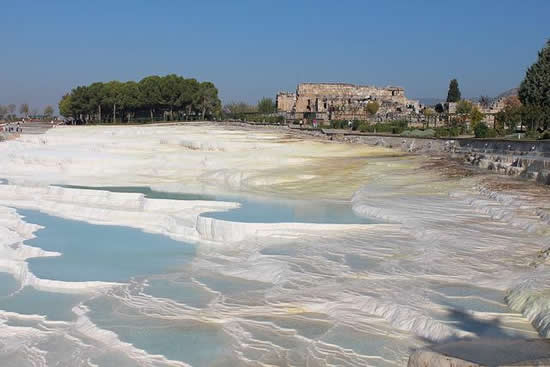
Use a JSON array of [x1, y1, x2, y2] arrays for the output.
[[276, 83, 421, 122]]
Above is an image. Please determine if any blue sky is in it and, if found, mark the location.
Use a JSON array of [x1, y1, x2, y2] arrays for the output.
[[1, 0, 548, 112]]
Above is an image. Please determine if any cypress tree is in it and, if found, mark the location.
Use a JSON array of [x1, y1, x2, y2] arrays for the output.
[[446, 79, 461, 103], [519, 40, 550, 111]]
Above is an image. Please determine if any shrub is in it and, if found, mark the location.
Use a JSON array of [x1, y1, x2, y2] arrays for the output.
[[401, 129, 435, 137], [359, 122, 370, 132], [330, 120, 349, 129], [487, 128, 498, 138], [434, 127, 460, 137], [366, 101, 379, 115], [246, 114, 284, 124], [473, 122, 489, 138]]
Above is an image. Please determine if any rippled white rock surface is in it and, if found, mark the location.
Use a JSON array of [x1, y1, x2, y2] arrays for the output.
[[0, 122, 548, 366]]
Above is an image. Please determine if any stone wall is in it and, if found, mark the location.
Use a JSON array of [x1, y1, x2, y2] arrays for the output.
[[278, 83, 420, 120], [276, 92, 296, 113], [332, 133, 550, 185]]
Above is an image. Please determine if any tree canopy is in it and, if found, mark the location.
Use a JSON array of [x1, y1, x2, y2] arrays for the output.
[[455, 100, 472, 114], [58, 74, 221, 123], [257, 97, 275, 114], [366, 101, 380, 115], [518, 40, 550, 130], [224, 102, 256, 116], [446, 79, 461, 103], [44, 105, 54, 117], [469, 106, 484, 126]]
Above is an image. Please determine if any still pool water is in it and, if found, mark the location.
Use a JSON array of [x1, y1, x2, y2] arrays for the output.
[[0, 273, 19, 297], [0, 283, 84, 321], [87, 295, 236, 367], [59, 185, 374, 224], [19, 209, 195, 282]]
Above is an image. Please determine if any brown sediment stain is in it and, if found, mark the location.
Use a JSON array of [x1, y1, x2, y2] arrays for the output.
[[420, 155, 476, 179]]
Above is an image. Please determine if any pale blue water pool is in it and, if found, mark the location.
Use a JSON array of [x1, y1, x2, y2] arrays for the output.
[[0, 273, 19, 297], [85, 295, 236, 366], [144, 278, 215, 308], [0, 284, 84, 321], [19, 209, 195, 283], [5, 209, 238, 365], [59, 185, 374, 224]]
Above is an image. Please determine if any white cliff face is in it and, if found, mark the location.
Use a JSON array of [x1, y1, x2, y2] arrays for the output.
[[0, 123, 548, 366]]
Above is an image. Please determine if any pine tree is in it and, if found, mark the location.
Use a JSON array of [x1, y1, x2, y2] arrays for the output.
[[519, 40, 550, 110], [446, 79, 461, 103]]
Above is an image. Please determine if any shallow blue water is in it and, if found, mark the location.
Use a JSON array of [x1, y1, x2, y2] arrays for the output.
[[59, 185, 373, 224], [0, 273, 19, 297], [86, 295, 234, 367], [0, 284, 84, 321], [19, 209, 195, 283], [144, 278, 215, 308]]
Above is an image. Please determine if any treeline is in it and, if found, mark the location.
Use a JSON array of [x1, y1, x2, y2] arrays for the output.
[[223, 97, 276, 117], [222, 97, 283, 124], [0, 103, 55, 121], [59, 74, 221, 123]]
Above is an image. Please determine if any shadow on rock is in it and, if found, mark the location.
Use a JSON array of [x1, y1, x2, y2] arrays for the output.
[[409, 309, 550, 366]]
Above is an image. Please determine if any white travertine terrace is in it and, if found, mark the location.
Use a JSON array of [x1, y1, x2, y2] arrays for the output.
[[0, 122, 548, 366]]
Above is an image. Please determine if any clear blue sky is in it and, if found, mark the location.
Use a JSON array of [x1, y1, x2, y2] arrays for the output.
[[1, 0, 548, 112]]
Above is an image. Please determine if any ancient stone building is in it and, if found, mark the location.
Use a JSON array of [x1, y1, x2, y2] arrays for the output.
[[275, 92, 296, 114], [277, 83, 420, 121]]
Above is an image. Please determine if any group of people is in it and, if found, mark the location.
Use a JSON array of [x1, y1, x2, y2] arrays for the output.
[[2, 122, 23, 133]]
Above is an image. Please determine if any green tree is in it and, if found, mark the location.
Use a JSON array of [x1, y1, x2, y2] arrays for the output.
[[474, 122, 489, 138], [446, 79, 461, 103], [139, 76, 163, 122], [44, 105, 54, 117], [422, 107, 435, 127], [179, 78, 199, 119], [455, 100, 473, 115], [257, 97, 275, 114], [160, 74, 183, 120], [104, 81, 124, 123], [224, 102, 256, 119], [469, 106, 484, 126], [194, 82, 221, 120], [87, 82, 106, 122], [518, 40, 550, 130], [366, 101, 379, 115], [522, 104, 547, 132], [19, 103, 29, 118], [70, 86, 91, 121], [120, 81, 141, 122], [434, 103, 444, 114], [225, 102, 255, 114], [59, 74, 221, 123], [58, 94, 73, 118]]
